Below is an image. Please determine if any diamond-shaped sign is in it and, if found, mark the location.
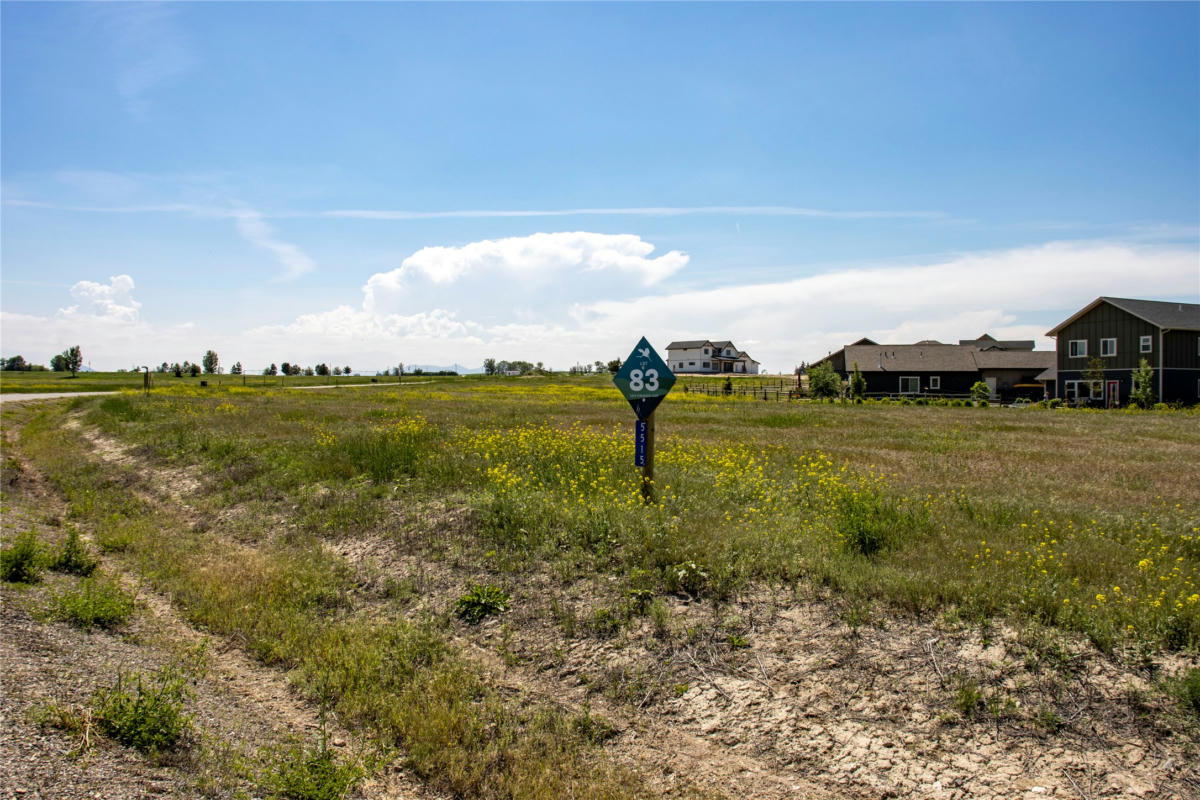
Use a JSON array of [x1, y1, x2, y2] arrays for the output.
[[613, 337, 676, 419]]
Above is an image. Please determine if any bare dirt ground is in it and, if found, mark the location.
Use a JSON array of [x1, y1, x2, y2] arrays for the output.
[[4, 415, 1199, 800]]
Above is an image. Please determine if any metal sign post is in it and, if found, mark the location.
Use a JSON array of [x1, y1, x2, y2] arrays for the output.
[[613, 337, 675, 504]]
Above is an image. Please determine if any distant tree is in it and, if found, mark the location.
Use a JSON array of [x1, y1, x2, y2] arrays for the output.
[[1083, 356, 1106, 401], [315, 363, 330, 376], [230, 362, 243, 375], [332, 366, 341, 376], [970, 381, 991, 405], [280, 361, 292, 376], [343, 365, 351, 375], [202, 350, 219, 374], [172, 362, 183, 377], [594, 360, 604, 373], [807, 361, 843, 400], [62, 345, 83, 378], [1129, 358, 1156, 409], [483, 358, 497, 376], [850, 362, 866, 401], [159, 362, 169, 373], [302, 366, 314, 376], [189, 363, 201, 377], [606, 359, 622, 374], [3, 355, 27, 371], [50, 354, 68, 372]]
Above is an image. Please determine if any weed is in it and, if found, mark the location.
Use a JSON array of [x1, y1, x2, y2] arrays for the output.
[[588, 606, 623, 638], [571, 703, 618, 744], [455, 583, 511, 623], [1032, 705, 1064, 734], [953, 678, 984, 719], [550, 597, 578, 638], [260, 740, 361, 800], [53, 572, 136, 630], [49, 527, 99, 576], [649, 599, 672, 638], [1170, 666, 1200, 719], [1, 529, 43, 583], [92, 662, 194, 755]]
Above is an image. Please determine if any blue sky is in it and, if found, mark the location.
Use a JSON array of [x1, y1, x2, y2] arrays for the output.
[[3, 2, 1198, 373]]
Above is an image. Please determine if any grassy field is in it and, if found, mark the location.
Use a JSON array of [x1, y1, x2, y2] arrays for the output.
[[0, 370, 434, 393], [3, 376, 1198, 797]]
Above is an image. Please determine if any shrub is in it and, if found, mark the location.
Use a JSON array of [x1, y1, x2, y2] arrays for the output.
[[92, 663, 193, 755], [455, 584, 510, 623], [1, 530, 43, 583], [1172, 667, 1200, 719], [970, 381, 991, 405], [261, 741, 361, 800], [54, 573, 135, 630], [49, 527, 99, 576]]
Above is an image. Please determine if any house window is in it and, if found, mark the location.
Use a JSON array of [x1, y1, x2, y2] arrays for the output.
[[1069, 340, 1087, 358], [1101, 338, 1117, 357], [703, 348, 710, 355], [702, 362, 710, 369], [1065, 380, 1103, 401], [688, 362, 695, 367], [1140, 335, 1152, 353], [929, 376, 941, 390], [899, 376, 919, 394]]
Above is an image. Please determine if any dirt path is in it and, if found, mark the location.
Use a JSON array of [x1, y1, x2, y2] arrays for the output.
[[0, 418, 445, 800], [0, 391, 117, 404]]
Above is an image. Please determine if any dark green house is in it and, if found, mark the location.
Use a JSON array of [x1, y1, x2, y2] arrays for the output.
[[1045, 297, 1200, 406]]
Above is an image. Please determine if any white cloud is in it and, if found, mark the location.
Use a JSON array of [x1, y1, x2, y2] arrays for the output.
[[4, 239, 1195, 373], [58, 274, 141, 322], [362, 232, 687, 313], [234, 210, 317, 281]]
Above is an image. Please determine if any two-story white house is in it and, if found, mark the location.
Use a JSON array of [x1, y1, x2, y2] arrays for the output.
[[666, 340, 760, 374]]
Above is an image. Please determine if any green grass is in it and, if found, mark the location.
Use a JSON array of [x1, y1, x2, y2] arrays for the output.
[[6, 376, 1199, 797], [52, 572, 136, 630]]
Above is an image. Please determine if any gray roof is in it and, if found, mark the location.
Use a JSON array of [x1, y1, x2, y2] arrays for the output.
[[844, 345, 979, 373], [665, 340, 712, 350], [1047, 297, 1200, 335], [844, 343, 1052, 373], [972, 349, 1055, 370]]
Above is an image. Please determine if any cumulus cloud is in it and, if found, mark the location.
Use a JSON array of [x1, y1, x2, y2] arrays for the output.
[[363, 232, 687, 312], [58, 274, 141, 322]]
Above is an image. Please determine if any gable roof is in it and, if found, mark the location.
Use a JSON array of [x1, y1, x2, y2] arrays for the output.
[[1046, 297, 1200, 335], [665, 340, 713, 350]]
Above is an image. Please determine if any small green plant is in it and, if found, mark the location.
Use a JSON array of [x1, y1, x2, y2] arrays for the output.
[[454, 583, 510, 623], [588, 606, 623, 638], [726, 633, 749, 649], [1, 530, 43, 583], [1171, 666, 1200, 719], [261, 740, 361, 800], [954, 678, 983, 719], [53, 573, 135, 630], [92, 663, 193, 755], [1033, 705, 1064, 734], [49, 527, 99, 576], [668, 560, 708, 597], [649, 598, 672, 638]]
